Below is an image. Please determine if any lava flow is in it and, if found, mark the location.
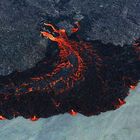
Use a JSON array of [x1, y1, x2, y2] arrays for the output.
[[0, 22, 140, 120]]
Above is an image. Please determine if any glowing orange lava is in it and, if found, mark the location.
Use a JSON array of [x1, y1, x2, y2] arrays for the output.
[[69, 109, 78, 116], [130, 85, 136, 90], [30, 116, 39, 121], [0, 115, 6, 120], [115, 98, 126, 109]]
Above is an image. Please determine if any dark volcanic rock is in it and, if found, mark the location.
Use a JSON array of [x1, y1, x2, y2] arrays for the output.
[[0, 0, 140, 75]]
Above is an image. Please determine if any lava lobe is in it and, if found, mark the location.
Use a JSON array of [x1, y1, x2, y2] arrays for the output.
[[0, 23, 140, 120]]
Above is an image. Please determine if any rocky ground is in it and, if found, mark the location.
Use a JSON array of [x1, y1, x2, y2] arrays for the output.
[[0, 0, 140, 75]]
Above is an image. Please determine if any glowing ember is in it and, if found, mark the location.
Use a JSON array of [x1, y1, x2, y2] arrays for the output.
[[130, 85, 136, 90], [30, 116, 39, 121], [0, 115, 6, 120], [69, 109, 77, 116], [115, 98, 126, 109], [28, 87, 33, 92], [118, 98, 126, 106]]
